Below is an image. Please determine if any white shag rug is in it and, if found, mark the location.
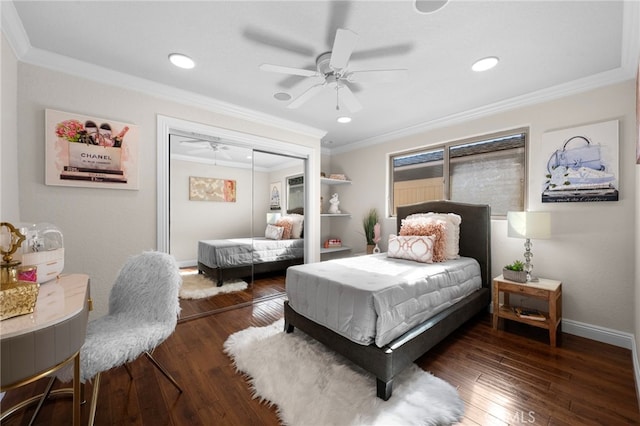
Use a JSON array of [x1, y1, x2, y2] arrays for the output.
[[179, 273, 248, 299], [224, 319, 465, 426]]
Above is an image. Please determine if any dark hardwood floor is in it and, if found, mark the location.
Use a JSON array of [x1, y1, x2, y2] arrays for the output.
[[2, 273, 638, 425]]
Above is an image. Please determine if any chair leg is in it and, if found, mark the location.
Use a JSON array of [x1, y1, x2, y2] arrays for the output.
[[144, 352, 183, 393], [87, 372, 101, 426], [123, 363, 134, 380], [28, 376, 56, 425]]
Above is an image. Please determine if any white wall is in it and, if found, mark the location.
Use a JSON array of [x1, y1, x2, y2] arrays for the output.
[[330, 80, 636, 334], [14, 62, 320, 318], [1, 33, 19, 222], [169, 159, 256, 264]]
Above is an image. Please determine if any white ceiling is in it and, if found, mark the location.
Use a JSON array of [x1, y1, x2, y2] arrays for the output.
[[4, 1, 638, 154]]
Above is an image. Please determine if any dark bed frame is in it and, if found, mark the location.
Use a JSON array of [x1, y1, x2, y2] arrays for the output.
[[198, 257, 303, 286], [284, 200, 491, 400]]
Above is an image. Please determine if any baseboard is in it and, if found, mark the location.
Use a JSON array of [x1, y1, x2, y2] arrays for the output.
[[561, 318, 633, 349], [176, 259, 197, 268]]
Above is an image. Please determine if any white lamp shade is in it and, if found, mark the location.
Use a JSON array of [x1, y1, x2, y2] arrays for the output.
[[507, 211, 551, 239]]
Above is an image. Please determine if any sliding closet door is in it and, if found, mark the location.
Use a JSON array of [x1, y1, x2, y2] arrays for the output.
[[168, 133, 253, 283]]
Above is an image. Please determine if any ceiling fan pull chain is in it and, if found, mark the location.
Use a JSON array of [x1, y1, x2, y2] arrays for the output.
[[336, 86, 340, 111]]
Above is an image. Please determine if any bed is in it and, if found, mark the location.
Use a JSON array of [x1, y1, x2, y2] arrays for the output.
[[284, 200, 491, 400], [198, 237, 304, 286]]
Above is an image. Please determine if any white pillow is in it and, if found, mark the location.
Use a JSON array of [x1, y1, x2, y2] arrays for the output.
[[286, 213, 304, 239], [405, 212, 461, 259], [387, 234, 435, 263], [265, 224, 284, 240]]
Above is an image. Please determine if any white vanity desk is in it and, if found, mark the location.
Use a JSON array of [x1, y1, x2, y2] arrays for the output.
[[0, 274, 91, 426]]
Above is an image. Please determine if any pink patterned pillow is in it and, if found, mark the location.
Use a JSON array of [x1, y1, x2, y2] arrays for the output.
[[387, 235, 435, 263], [399, 219, 447, 262], [275, 217, 293, 239]]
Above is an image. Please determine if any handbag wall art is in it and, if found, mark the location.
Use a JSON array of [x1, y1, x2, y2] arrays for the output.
[[542, 120, 618, 203], [45, 109, 139, 190]]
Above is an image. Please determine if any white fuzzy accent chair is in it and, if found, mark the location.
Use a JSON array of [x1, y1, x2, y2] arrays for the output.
[[58, 251, 183, 425]]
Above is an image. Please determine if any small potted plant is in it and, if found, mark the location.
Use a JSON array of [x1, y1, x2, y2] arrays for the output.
[[503, 260, 527, 283], [363, 208, 379, 254]]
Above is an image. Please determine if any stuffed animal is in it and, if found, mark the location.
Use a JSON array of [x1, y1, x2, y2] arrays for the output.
[[328, 193, 341, 214]]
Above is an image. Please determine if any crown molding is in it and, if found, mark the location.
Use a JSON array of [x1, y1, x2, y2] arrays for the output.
[[328, 0, 640, 155], [1, 2, 326, 142], [329, 66, 634, 155], [0, 1, 29, 58]]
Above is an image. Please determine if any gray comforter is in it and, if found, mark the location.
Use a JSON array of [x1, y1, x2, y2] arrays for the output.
[[286, 253, 481, 347], [198, 237, 304, 268]]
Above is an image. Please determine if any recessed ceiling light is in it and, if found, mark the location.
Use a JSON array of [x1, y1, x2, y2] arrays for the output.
[[337, 116, 352, 124], [472, 56, 499, 72], [414, 0, 449, 14], [168, 53, 195, 69], [274, 92, 291, 101]]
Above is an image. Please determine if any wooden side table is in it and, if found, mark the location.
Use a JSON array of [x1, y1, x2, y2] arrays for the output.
[[492, 275, 562, 346]]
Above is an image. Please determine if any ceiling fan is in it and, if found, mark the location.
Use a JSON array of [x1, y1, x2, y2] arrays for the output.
[[180, 138, 232, 160], [259, 28, 408, 112]]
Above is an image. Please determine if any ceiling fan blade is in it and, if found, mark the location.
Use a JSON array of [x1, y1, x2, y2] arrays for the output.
[[243, 27, 315, 57], [218, 150, 233, 160], [260, 63, 320, 77], [338, 84, 362, 112], [288, 83, 325, 109], [325, 2, 352, 48], [329, 28, 358, 70], [347, 69, 408, 84], [180, 140, 210, 148], [350, 42, 414, 61], [187, 148, 212, 155]]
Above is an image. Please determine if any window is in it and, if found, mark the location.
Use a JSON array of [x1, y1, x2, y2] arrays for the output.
[[287, 175, 304, 211], [389, 129, 526, 216]]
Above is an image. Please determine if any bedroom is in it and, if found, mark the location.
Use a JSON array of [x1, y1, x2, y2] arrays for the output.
[[1, 0, 639, 424]]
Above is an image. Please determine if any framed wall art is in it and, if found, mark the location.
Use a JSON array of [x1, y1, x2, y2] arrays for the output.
[[541, 119, 619, 203], [45, 109, 139, 189], [189, 176, 236, 202], [269, 182, 282, 210]]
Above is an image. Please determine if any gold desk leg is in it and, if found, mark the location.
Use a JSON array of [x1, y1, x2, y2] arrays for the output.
[[73, 353, 80, 426]]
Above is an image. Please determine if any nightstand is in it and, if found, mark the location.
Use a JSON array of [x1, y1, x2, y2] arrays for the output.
[[492, 275, 562, 346]]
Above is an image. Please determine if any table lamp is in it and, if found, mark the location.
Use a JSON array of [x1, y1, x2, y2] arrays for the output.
[[507, 211, 551, 282]]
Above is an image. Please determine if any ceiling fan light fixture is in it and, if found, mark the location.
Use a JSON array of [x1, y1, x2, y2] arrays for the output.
[[274, 92, 291, 101], [414, 0, 449, 14], [337, 116, 352, 124], [169, 53, 195, 69], [472, 56, 499, 72]]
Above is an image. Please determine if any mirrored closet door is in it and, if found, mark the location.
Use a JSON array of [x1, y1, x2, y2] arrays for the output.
[[168, 132, 306, 318]]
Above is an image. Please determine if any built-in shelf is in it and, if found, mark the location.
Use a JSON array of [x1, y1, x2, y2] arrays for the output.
[[321, 176, 351, 258], [321, 177, 351, 185], [320, 246, 351, 254]]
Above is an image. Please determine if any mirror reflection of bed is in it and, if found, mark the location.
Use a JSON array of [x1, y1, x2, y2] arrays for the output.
[[169, 136, 305, 319]]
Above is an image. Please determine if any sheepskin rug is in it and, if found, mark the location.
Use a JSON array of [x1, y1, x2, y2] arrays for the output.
[[179, 273, 248, 299], [224, 319, 465, 426]]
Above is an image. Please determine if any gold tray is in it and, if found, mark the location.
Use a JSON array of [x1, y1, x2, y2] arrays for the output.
[[0, 281, 40, 320]]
